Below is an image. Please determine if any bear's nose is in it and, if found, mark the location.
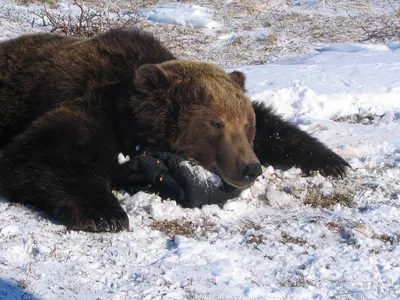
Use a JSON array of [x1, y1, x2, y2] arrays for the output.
[[242, 163, 262, 182]]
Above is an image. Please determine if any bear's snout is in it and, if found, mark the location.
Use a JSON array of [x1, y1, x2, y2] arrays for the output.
[[242, 163, 262, 182]]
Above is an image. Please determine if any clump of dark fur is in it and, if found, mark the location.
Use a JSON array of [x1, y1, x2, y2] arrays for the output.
[[252, 102, 349, 178], [0, 29, 350, 232]]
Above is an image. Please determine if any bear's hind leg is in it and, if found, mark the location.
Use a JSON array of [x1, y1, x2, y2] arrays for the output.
[[0, 107, 129, 232]]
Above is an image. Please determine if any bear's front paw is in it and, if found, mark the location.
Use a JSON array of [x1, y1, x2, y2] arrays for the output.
[[305, 152, 351, 178], [64, 204, 129, 232]]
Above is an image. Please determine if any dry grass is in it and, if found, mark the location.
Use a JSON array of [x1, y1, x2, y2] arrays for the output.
[[150, 219, 197, 239], [333, 111, 385, 125], [326, 221, 341, 233], [241, 219, 264, 231], [17, 0, 56, 4], [229, 35, 247, 46], [149, 216, 219, 240], [246, 235, 265, 245], [304, 190, 353, 208], [238, 3, 263, 14], [12, 263, 35, 290], [348, 0, 400, 42], [281, 232, 309, 246], [371, 233, 397, 245], [241, 218, 265, 245], [280, 273, 313, 288]]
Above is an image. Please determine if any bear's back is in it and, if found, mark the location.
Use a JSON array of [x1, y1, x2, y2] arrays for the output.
[[0, 29, 176, 148]]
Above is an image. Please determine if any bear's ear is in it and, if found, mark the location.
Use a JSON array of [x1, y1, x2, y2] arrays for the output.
[[135, 64, 171, 91], [229, 71, 246, 91]]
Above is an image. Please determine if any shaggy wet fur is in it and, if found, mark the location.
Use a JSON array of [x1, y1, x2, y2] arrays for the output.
[[0, 29, 350, 232]]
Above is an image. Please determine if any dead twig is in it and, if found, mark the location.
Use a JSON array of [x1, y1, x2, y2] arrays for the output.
[[33, 0, 142, 37]]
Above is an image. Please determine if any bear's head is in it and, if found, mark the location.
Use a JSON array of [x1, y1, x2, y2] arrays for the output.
[[133, 60, 262, 188]]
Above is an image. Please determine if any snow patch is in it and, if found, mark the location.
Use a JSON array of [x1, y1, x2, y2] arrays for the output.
[[180, 160, 223, 187], [387, 41, 400, 50], [0, 17, 400, 298], [317, 43, 391, 53], [219, 30, 273, 44], [117, 153, 130, 164], [291, 0, 317, 5], [140, 4, 219, 29], [0, 224, 19, 236]]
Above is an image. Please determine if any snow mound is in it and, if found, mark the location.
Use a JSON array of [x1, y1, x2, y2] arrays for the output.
[[139, 4, 219, 29], [317, 43, 392, 53], [387, 41, 400, 50]]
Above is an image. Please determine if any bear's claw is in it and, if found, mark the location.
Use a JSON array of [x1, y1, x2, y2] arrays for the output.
[[308, 154, 351, 178], [68, 205, 129, 232]]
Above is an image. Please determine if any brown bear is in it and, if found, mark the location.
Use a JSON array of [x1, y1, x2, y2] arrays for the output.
[[0, 29, 350, 232]]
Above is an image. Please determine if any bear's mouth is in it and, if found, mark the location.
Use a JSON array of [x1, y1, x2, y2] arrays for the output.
[[222, 178, 252, 189], [211, 168, 253, 189]]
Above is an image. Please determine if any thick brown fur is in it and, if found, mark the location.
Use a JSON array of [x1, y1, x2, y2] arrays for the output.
[[0, 29, 350, 232]]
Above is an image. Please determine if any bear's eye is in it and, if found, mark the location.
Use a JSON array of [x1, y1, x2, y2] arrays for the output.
[[244, 123, 249, 130], [210, 120, 223, 129]]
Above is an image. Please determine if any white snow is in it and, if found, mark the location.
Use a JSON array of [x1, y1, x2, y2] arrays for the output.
[[219, 30, 274, 44], [1, 41, 399, 299], [0, 1, 47, 41], [291, 0, 317, 5], [242, 45, 400, 119], [179, 160, 223, 187], [117, 153, 130, 164], [0, 2, 400, 299], [139, 4, 219, 29], [387, 41, 400, 50]]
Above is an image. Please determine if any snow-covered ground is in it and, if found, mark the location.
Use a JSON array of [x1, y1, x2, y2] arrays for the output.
[[139, 4, 219, 29], [1, 0, 399, 66], [1, 1, 400, 299]]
